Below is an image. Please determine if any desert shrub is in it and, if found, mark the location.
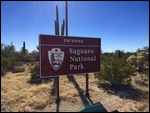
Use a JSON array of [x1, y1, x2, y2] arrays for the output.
[[30, 64, 39, 78], [145, 52, 149, 66], [33, 99, 47, 109], [127, 55, 137, 66], [29, 63, 51, 84], [30, 50, 39, 62], [15, 62, 24, 66], [143, 70, 149, 78], [30, 63, 41, 83], [1, 43, 17, 75], [136, 55, 145, 72], [12, 67, 25, 73], [1, 57, 8, 75], [127, 51, 149, 73], [1, 57, 17, 75], [113, 50, 125, 58], [19, 53, 31, 62], [95, 57, 136, 85], [136, 46, 149, 52]]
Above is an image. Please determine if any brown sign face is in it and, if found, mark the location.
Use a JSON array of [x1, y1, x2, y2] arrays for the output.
[[39, 35, 101, 78]]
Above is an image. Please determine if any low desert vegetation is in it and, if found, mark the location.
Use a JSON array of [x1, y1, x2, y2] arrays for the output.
[[95, 47, 149, 87], [1, 42, 39, 76], [1, 42, 149, 112]]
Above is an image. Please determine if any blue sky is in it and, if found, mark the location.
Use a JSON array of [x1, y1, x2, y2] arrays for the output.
[[1, 1, 149, 52]]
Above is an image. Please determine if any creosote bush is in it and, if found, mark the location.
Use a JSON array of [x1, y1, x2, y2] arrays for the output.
[[95, 56, 136, 85]]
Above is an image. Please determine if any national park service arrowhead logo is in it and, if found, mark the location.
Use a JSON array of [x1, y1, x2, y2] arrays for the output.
[[48, 48, 64, 71]]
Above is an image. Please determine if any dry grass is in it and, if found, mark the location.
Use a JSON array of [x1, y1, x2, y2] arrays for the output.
[[30, 97, 48, 109], [1, 63, 149, 112], [1, 63, 53, 111]]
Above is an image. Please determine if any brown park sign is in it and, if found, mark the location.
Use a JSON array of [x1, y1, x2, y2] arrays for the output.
[[39, 35, 101, 78]]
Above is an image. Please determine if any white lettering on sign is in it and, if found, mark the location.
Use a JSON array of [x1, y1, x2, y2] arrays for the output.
[[69, 48, 94, 56], [64, 39, 83, 43], [68, 48, 96, 70], [70, 63, 84, 70], [70, 56, 96, 62]]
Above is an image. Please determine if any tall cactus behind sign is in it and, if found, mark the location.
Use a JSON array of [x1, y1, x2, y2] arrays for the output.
[[54, 4, 65, 104], [61, 19, 65, 36], [55, 5, 65, 36], [22, 41, 26, 54]]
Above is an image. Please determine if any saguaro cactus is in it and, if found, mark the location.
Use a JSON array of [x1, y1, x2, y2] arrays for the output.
[[55, 5, 59, 35], [61, 19, 65, 36], [55, 5, 65, 36], [22, 41, 26, 54], [54, 4, 66, 104]]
